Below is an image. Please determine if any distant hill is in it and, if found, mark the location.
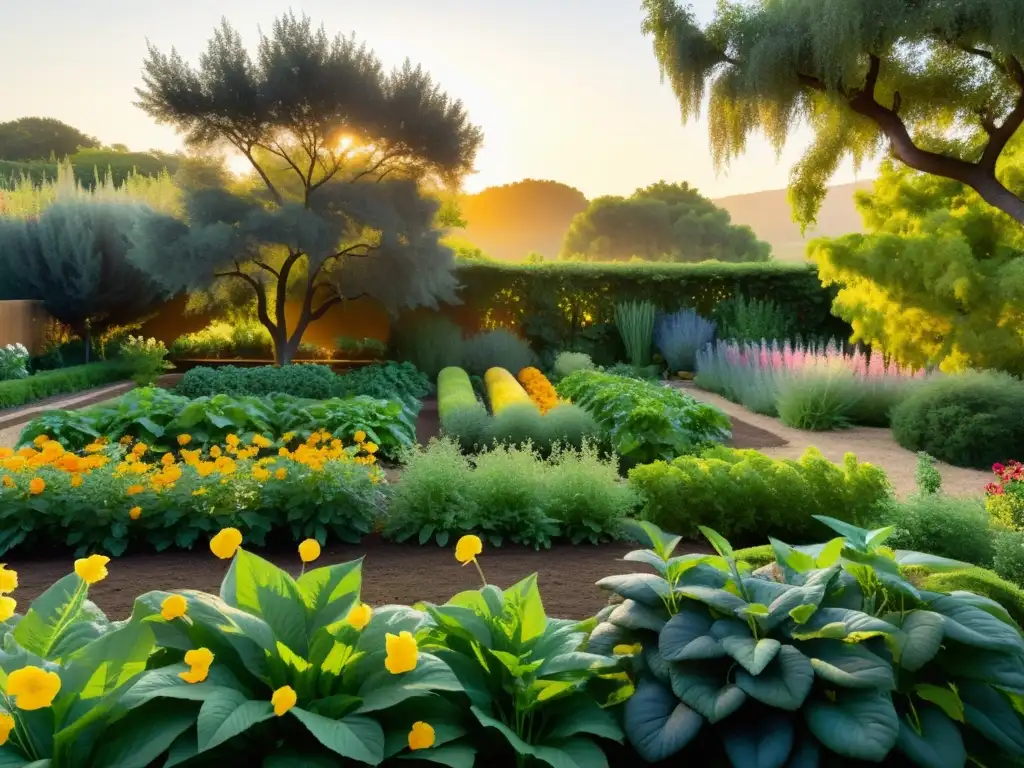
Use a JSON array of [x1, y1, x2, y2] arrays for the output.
[[713, 181, 874, 262], [457, 178, 873, 262]]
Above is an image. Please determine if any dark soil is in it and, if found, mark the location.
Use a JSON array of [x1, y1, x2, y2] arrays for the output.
[[7, 537, 665, 621]]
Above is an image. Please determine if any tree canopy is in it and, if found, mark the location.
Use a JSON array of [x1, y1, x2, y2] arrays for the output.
[[810, 140, 1024, 373], [133, 13, 483, 364], [560, 181, 771, 262], [641, 0, 1024, 228], [0, 117, 100, 161]]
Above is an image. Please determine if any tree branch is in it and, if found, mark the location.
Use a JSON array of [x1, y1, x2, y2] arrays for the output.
[[237, 143, 284, 206], [253, 260, 280, 279], [349, 151, 405, 183], [308, 295, 342, 323], [213, 263, 277, 335]]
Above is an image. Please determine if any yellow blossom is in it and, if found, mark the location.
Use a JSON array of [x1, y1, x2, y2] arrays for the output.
[[28, 477, 45, 496], [133, 443, 148, 457], [74, 555, 110, 585], [278, 447, 291, 457], [160, 595, 188, 621], [119, 435, 133, 446], [33, 435, 50, 448], [384, 631, 418, 674], [214, 457, 236, 476], [408, 721, 435, 751], [1, 477, 13, 489], [192, 488, 208, 496], [181, 449, 201, 466], [129, 462, 150, 476], [84, 443, 105, 454], [363, 442, 379, 455], [161, 453, 176, 466], [179, 648, 213, 684], [455, 535, 482, 565], [252, 435, 271, 448], [0, 597, 16, 622], [126, 484, 145, 496], [282, 431, 296, 442], [0, 712, 14, 745], [125, 453, 137, 465], [252, 466, 270, 482], [0, 449, 11, 460], [177, 434, 192, 446], [196, 462, 216, 478], [226, 434, 240, 448], [613, 643, 643, 656], [6, 666, 61, 710], [0, 566, 18, 593], [2, 457, 26, 472], [271, 685, 297, 716], [70, 474, 83, 488], [346, 603, 372, 630], [209, 446, 222, 459], [298, 539, 321, 563], [275, 468, 287, 480], [129, 506, 142, 520], [210, 528, 243, 559]]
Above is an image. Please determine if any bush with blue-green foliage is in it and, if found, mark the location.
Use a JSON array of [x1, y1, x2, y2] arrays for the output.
[[654, 308, 716, 372], [590, 518, 1024, 766]]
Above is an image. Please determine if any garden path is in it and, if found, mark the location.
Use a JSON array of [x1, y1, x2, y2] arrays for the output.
[[676, 383, 990, 498]]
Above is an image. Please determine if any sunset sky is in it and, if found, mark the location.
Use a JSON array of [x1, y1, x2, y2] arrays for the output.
[[2, 0, 873, 199]]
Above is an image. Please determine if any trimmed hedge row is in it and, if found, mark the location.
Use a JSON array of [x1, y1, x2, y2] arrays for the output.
[[445, 261, 850, 363], [0, 361, 135, 410]]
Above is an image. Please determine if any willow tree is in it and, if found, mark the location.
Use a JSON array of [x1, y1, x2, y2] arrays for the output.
[[134, 14, 483, 364], [641, 0, 1024, 228]]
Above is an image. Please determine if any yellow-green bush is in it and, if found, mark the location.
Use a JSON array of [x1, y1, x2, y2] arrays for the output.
[[483, 367, 536, 415]]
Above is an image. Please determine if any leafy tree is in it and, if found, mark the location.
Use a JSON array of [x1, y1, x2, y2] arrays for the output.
[[133, 14, 482, 364], [0, 201, 172, 358], [810, 145, 1024, 373], [0, 117, 100, 161], [560, 181, 771, 262], [641, 0, 1024, 227]]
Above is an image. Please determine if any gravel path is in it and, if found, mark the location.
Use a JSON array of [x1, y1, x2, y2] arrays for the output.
[[680, 385, 989, 498]]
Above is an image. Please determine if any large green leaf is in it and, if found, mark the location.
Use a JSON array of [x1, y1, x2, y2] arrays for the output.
[[608, 600, 666, 633], [959, 681, 1024, 756], [545, 695, 623, 742], [722, 712, 794, 768], [536, 651, 616, 677], [944, 648, 1024, 691], [804, 690, 899, 761], [895, 707, 966, 768], [623, 679, 702, 763], [355, 653, 463, 714], [929, 596, 1024, 654], [398, 743, 476, 768], [735, 646, 813, 711], [623, 521, 681, 560], [502, 575, 547, 644], [296, 558, 362, 636], [221, 549, 309, 656], [586, 622, 638, 657], [896, 611, 945, 672], [769, 538, 815, 574], [803, 641, 895, 690], [120, 665, 248, 710], [292, 707, 384, 765], [622, 549, 669, 574], [88, 698, 195, 768], [676, 586, 747, 614], [595, 574, 671, 608], [658, 609, 722, 662], [712, 620, 781, 676], [811, 517, 869, 549], [14, 574, 87, 660], [426, 606, 492, 648], [894, 551, 969, 572], [471, 706, 607, 768], [763, 583, 827, 631], [789, 608, 900, 643], [669, 661, 747, 723], [197, 689, 275, 752]]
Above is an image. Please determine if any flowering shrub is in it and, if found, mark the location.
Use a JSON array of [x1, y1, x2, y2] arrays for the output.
[[517, 366, 560, 413], [0, 431, 384, 556], [484, 367, 536, 415], [987, 460, 1024, 531], [0, 343, 29, 382], [117, 335, 172, 386]]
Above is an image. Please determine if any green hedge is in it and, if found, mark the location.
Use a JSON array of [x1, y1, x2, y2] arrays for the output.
[[447, 261, 849, 363], [0, 361, 134, 409]]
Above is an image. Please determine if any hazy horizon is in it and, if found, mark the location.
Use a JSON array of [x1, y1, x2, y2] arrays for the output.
[[1, 0, 877, 200]]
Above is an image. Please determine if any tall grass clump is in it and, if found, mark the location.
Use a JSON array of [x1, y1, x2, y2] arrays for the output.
[[712, 295, 795, 342], [654, 308, 716, 372], [462, 328, 535, 377], [615, 301, 657, 366], [390, 314, 464, 379]]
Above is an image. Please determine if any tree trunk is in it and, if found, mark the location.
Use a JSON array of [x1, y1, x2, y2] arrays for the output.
[[83, 324, 91, 364], [274, 331, 299, 366]]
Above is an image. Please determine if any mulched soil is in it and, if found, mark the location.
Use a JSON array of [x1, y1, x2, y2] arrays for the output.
[[6, 537, 681, 621]]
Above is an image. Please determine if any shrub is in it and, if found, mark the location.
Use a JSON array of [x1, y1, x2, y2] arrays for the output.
[[654, 308, 716, 372], [176, 364, 337, 400], [484, 367, 535, 415], [170, 320, 330, 360], [335, 335, 386, 357], [0, 343, 29, 381], [461, 328, 534, 377], [552, 350, 594, 379], [437, 367, 490, 452], [615, 300, 656, 366], [712, 294, 795, 342], [628, 446, 891, 542], [516, 367, 559, 413], [883, 493, 995, 568], [437, 366, 481, 418], [774, 364, 863, 430], [594, 519, 1024, 765], [485, 403, 546, 448], [468, 444, 559, 548], [539, 402, 602, 450], [331, 361, 431, 406], [0, 361, 135, 409], [601, 362, 661, 381], [544, 443, 640, 543], [892, 370, 1024, 469], [117, 335, 172, 386], [0, 432, 383, 555], [557, 370, 731, 465], [388, 313, 464, 379], [994, 530, 1024, 586], [987, 459, 1024, 530], [912, 566, 1024, 629], [915, 451, 943, 494]]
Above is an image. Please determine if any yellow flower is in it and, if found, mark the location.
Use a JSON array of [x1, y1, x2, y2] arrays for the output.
[[226, 434, 240, 448], [70, 473, 83, 488], [181, 448, 201, 466], [353, 430, 367, 443], [192, 488, 208, 497], [33, 435, 50, 448], [6, 666, 61, 710], [0, 596, 16, 622], [613, 643, 643, 656], [278, 447, 291, 457], [214, 457, 236, 476], [252, 466, 270, 482], [455, 535, 482, 565], [209, 446, 222, 459], [0, 712, 13, 746], [0, 449, 11, 460], [346, 603, 372, 630], [363, 442, 379, 455], [127, 483, 147, 496], [129, 506, 142, 521], [179, 648, 213, 684], [133, 443, 148, 457], [1, 477, 13, 489], [282, 431, 296, 442], [408, 721, 435, 751], [28, 477, 45, 496], [252, 435, 271, 448], [0, 566, 17, 593], [384, 631, 418, 674], [177, 434, 192, 446], [161, 594, 188, 621], [161, 453, 176, 466], [210, 528, 243, 559], [74, 555, 110, 585], [84, 442, 104, 454], [196, 462, 216, 478], [298, 539, 321, 564], [275, 468, 287, 480], [271, 685, 297, 716]]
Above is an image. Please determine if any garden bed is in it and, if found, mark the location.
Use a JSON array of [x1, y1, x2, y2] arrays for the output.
[[7, 536, 656, 620]]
